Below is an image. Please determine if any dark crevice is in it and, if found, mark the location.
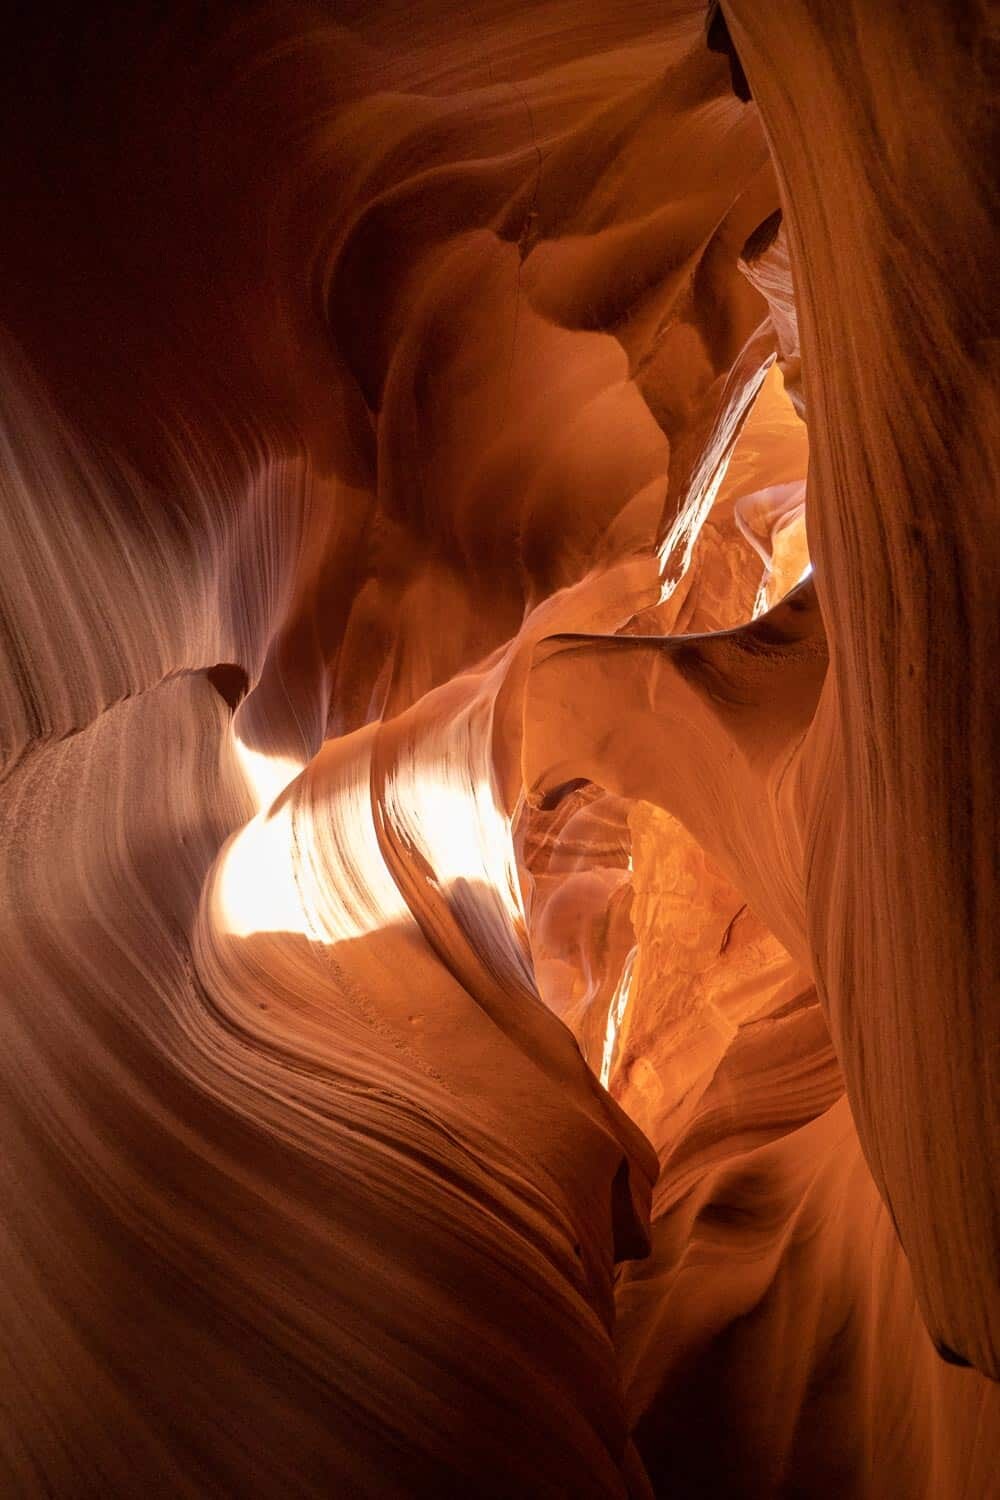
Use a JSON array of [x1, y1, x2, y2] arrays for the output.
[[741, 208, 784, 265], [706, 2, 753, 103], [206, 662, 249, 711]]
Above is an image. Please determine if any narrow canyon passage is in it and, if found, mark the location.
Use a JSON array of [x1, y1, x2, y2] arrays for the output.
[[1, 3, 997, 1496]]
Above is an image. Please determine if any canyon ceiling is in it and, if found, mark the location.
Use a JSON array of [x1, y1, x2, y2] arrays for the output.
[[1, 2, 997, 1496]]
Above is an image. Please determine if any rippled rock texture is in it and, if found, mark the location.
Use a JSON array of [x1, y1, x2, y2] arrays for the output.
[[1, 3, 997, 1495]]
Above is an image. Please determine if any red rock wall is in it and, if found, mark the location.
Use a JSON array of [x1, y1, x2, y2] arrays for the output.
[[1, 3, 996, 1495]]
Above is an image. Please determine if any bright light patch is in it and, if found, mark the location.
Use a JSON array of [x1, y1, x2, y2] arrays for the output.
[[232, 736, 304, 814], [214, 798, 311, 938], [380, 693, 535, 992], [216, 730, 410, 943], [303, 744, 412, 944], [600, 944, 636, 1089]]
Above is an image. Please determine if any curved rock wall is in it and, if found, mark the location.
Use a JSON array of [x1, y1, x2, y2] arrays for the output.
[[1, 3, 996, 1495]]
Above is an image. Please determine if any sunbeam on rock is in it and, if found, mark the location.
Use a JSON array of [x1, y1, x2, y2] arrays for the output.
[[1, 3, 997, 1496]]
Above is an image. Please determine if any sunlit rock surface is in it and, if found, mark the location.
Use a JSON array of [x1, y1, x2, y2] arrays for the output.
[[1, 3, 996, 1495]]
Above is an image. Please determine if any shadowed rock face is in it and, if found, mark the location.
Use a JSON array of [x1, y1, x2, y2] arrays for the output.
[[1, 3, 996, 1496]]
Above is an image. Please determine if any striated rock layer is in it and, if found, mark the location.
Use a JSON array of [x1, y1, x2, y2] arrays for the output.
[[1, 3, 996, 1496]]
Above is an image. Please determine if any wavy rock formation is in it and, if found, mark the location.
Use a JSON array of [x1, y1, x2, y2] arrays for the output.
[[1, 2, 996, 1496]]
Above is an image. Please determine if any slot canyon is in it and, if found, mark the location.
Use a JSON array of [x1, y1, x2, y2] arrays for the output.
[[1, 2, 997, 1495]]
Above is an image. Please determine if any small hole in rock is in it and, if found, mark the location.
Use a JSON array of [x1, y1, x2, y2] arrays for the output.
[[206, 663, 249, 711]]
